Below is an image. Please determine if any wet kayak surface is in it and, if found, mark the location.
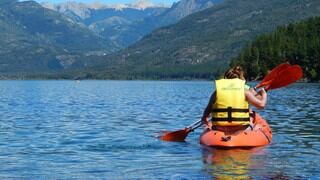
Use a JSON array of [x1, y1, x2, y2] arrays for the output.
[[0, 81, 319, 179]]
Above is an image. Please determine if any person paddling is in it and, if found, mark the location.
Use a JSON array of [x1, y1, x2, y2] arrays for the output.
[[201, 66, 267, 134]]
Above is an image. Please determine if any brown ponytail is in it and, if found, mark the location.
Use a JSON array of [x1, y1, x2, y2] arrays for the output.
[[224, 66, 245, 80]]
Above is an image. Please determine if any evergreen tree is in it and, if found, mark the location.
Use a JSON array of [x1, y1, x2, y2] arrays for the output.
[[231, 16, 320, 81]]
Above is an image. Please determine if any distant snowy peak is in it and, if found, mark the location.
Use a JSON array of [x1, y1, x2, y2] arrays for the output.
[[41, 0, 168, 11], [41, 1, 91, 18], [131, 0, 157, 10]]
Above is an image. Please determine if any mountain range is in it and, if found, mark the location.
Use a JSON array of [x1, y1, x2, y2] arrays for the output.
[[0, 0, 115, 74], [42, 0, 221, 48], [87, 0, 320, 79], [1, 0, 320, 79], [0, 0, 222, 76]]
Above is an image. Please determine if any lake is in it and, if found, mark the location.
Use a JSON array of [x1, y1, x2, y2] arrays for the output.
[[0, 81, 319, 179]]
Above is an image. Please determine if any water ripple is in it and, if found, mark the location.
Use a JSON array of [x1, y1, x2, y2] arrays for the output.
[[0, 81, 318, 179]]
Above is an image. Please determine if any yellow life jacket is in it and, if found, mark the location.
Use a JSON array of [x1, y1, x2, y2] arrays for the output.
[[211, 78, 250, 126]]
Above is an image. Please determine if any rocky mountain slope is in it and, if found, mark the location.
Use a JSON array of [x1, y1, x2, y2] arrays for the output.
[[43, 0, 221, 48], [88, 0, 320, 79], [0, 0, 114, 73]]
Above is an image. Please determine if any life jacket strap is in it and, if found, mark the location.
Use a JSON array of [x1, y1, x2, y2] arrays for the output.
[[211, 107, 249, 113], [211, 117, 250, 122], [211, 107, 250, 122]]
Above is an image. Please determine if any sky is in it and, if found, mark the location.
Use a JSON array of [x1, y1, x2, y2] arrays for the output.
[[33, 0, 179, 6]]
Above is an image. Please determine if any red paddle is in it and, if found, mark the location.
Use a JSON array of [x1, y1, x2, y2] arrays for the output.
[[160, 129, 190, 142], [159, 119, 202, 142], [265, 65, 303, 90], [256, 62, 291, 88]]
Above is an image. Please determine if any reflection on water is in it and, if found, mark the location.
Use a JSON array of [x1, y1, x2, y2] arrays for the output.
[[0, 81, 318, 179], [202, 147, 255, 179], [202, 147, 296, 179]]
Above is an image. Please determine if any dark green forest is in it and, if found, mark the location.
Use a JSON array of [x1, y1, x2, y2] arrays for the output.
[[231, 16, 320, 82]]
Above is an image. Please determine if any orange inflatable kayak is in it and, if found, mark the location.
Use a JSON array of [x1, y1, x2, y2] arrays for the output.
[[200, 113, 272, 148]]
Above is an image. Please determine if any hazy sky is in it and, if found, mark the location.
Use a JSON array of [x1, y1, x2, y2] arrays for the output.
[[33, 0, 179, 6]]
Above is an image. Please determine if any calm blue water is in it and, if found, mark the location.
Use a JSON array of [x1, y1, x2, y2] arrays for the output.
[[0, 81, 319, 179]]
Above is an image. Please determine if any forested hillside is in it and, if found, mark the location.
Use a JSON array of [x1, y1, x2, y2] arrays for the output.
[[231, 17, 320, 81], [88, 0, 320, 79], [2, 0, 320, 80], [0, 0, 113, 74]]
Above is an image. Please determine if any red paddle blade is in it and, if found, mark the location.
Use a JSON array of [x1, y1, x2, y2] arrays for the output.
[[159, 128, 190, 142], [267, 65, 303, 90], [257, 63, 291, 88]]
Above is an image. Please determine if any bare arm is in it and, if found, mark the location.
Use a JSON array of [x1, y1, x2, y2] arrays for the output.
[[245, 88, 267, 109], [201, 92, 216, 124]]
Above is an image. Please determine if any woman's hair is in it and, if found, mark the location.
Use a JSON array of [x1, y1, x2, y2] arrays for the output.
[[224, 66, 245, 80]]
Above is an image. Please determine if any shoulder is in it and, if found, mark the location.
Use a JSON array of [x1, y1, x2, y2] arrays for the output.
[[244, 84, 250, 90]]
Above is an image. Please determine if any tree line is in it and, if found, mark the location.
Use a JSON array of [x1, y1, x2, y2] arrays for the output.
[[231, 16, 320, 81]]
